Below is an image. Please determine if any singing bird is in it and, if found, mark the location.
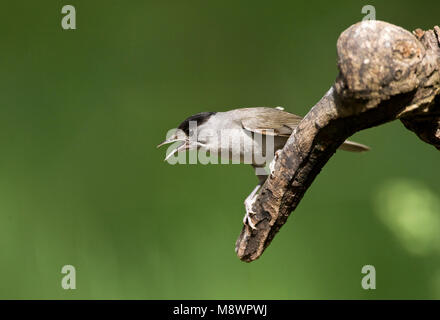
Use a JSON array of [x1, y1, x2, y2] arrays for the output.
[[158, 107, 369, 229]]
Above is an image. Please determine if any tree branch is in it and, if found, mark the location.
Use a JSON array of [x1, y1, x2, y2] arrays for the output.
[[235, 21, 440, 262]]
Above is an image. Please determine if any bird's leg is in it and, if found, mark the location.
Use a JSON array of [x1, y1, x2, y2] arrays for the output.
[[243, 166, 268, 230], [269, 149, 282, 176], [243, 184, 262, 230], [243, 184, 261, 229]]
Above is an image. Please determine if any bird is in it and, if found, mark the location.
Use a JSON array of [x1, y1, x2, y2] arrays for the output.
[[157, 107, 369, 229]]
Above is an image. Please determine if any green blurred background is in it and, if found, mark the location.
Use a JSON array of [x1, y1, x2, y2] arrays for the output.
[[0, 0, 439, 299]]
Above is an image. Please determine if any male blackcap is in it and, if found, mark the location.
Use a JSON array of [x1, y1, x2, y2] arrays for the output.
[[158, 107, 369, 229]]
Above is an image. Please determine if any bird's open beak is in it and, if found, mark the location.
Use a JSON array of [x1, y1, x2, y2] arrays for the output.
[[157, 138, 184, 148], [157, 138, 190, 161]]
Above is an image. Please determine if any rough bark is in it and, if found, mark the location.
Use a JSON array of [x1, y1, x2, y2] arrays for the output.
[[236, 21, 440, 262]]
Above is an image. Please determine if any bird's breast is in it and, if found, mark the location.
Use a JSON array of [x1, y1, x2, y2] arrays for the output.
[[206, 129, 287, 165]]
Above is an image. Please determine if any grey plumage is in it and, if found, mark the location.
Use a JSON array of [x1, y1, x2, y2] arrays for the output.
[[159, 107, 369, 164], [207, 107, 369, 157]]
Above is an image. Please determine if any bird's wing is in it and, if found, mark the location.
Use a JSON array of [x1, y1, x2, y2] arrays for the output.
[[239, 108, 303, 137]]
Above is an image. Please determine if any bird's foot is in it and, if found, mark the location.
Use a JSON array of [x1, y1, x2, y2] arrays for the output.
[[270, 150, 282, 176], [243, 184, 261, 230], [243, 211, 257, 230]]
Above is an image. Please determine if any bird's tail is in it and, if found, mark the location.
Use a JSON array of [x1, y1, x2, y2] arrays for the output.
[[339, 140, 370, 152]]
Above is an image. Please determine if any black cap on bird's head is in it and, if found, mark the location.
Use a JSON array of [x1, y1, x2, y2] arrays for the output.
[[157, 112, 216, 160], [177, 112, 216, 135]]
